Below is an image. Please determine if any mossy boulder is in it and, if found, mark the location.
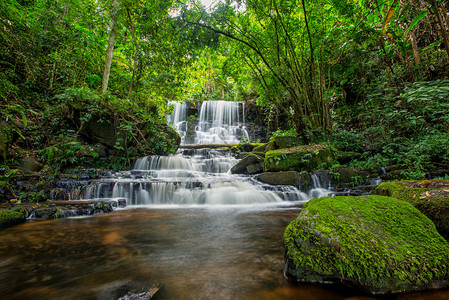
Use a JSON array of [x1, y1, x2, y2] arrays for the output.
[[257, 171, 298, 186], [230, 154, 263, 174], [330, 168, 373, 190], [252, 141, 277, 153], [374, 180, 449, 238], [0, 209, 26, 228], [252, 143, 268, 153], [272, 136, 303, 149], [139, 121, 181, 155], [79, 113, 118, 148], [264, 144, 334, 172], [284, 195, 449, 294], [335, 152, 362, 165], [232, 142, 263, 153]]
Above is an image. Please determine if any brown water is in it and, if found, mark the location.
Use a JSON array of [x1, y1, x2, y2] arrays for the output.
[[1, 205, 448, 300]]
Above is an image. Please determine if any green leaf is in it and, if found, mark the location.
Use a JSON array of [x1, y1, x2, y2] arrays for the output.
[[382, 0, 399, 35], [20, 111, 27, 128], [405, 10, 428, 36]]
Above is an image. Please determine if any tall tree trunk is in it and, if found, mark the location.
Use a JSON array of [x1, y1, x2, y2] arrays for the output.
[[431, 0, 449, 60], [102, 0, 120, 93], [409, 31, 422, 65], [126, 7, 139, 99], [301, 0, 314, 75]]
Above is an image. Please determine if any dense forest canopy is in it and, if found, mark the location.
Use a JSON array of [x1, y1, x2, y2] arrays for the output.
[[1, 0, 449, 180]]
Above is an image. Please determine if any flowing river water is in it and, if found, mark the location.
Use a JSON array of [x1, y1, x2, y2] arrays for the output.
[[1, 206, 448, 299], [1, 101, 448, 299]]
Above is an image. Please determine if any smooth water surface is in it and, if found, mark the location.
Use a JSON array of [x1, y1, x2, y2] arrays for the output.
[[1, 206, 448, 300]]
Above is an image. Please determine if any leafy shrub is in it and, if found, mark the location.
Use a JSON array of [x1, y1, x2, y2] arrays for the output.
[[269, 128, 296, 141]]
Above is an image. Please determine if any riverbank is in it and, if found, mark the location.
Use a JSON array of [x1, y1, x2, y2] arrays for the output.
[[0, 198, 126, 228]]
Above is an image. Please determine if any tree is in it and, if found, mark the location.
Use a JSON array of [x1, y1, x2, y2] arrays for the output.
[[102, 0, 120, 93]]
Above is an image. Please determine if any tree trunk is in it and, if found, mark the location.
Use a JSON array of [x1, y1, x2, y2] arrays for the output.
[[102, 0, 120, 93], [409, 31, 422, 65], [431, 0, 449, 60]]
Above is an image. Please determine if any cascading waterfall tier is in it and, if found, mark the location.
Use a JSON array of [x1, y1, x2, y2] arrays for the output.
[[166, 101, 188, 144], [195, 100, 249, 144], [81, 148, 310, 205]]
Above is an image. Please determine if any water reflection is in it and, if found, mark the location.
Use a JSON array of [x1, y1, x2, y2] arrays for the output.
[[0, 207, 448, 299]]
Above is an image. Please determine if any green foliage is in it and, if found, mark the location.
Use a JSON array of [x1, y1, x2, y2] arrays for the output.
[[40, 132, 82, 171], [269, 128, 297, 141]]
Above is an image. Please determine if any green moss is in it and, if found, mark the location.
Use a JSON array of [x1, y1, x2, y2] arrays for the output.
[[272, 136, 303, 149], [252, 143, 268, 153], [374, 182, 427, 202], [264, 144, 334, 172], [374, 181, 449, 237], [284, 195, 449, 293], [0, 209, 26, 228]]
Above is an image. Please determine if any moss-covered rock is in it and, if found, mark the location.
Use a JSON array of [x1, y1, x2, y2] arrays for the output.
[[264, 144, 334, 172], [79, 113, 118, 148], [231, 142, 264, 153], [298, 171, 311, 192], [230, 154, 263, 174], [272, 136, 303, 149], [257, 171, 298, 186], [0, 209, 26, 228], [330, 168, 373, 190], [284, 195, 449, 294], [252, 143, 268, 153], [374, 180, 449, 238], [335, 152, 362, 165]]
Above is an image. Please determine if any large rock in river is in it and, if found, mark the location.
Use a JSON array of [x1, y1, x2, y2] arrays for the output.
[[230, 153, 263, 174], [284, 195, 449, 294], [264, 144, 334, 172], [257, 171, 298, 186]]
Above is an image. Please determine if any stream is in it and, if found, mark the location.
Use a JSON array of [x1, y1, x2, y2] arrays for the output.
[[1, 101, 448, 299]]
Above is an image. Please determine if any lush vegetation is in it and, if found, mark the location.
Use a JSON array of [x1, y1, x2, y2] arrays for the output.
[[1, 0, 449, 202]]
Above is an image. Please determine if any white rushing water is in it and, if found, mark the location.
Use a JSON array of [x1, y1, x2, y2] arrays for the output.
[[78, 100, 333, 206], [80, 148, 332, 206], [195, 100, 249, 144], [166, 101, 188, 144]]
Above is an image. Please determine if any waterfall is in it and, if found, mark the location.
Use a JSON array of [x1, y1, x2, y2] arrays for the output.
[[195, 101, 249, 144], [166, 101, 188, 144], [309, 173, 332, 199], [73, 100, 334, 206]]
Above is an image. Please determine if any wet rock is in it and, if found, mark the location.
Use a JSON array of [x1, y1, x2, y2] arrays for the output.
[[97, 280, 165, 300], [374, 180, 449, 238], [298, 171, 311, 192], [329, 168, 373, 191], [18, 156, 43, 173], [230, 154, 263, 174], [284, 195, 449, 294], [257, 171, 298, 187], [0, 210, 26, 228], [246, 162, 264, 174], [79, 144, 107, 157], [264, 144, 334, 172]]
